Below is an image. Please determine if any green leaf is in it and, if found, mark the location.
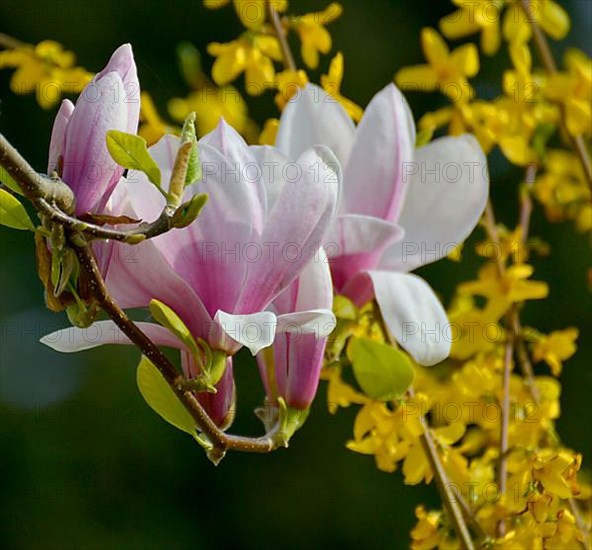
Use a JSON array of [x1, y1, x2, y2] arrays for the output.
[[181, 112, 201, 186], [0, 188, 35, 230], [350, 337, 415, 401], [171, 193, 208, 228], [149, 299, 200, 357], [136, 355, 199, 437], [106, 130, 162, 186], [0, 166, 24, 195]]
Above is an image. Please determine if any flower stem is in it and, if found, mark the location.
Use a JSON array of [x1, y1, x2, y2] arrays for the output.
[[497, 337, 514, 538], [266, 1, 297, 71], [519, 0, 592, 185], [408, 388, 476, 550]]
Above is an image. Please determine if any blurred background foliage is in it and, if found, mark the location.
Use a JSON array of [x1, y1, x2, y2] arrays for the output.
[[0, 0, 590, 548]]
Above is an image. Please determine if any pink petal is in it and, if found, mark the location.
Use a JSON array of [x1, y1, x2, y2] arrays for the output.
[[63, 72, 128, 215], [236, 146, 339, 313], [47, 99, 74, 174], [327, 213, 403, 291], [94, 44, 140, 134], [343, 84, 415, 221]]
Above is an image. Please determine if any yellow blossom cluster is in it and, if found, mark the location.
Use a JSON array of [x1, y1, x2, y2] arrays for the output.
[[326, 271, 588, 547], [533, 149, 592, 232], [0, 39, 92, 108], [201, 0, 361, 131], [400, 1, 591, 233]]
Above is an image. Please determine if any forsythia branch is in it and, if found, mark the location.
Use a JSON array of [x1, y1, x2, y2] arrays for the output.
[[266, 1, 297, 71]]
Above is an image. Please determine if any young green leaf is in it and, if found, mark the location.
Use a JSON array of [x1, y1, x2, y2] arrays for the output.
[[0, 166, 24, 196], [106, 130, 162, 187], [149, 299, 200, 357], [181, 112, 201, 186], [171, 193, 208, 228], [350, 337, 415, 401], [0, 188, 36, 231], [136, 355, 198, 437]]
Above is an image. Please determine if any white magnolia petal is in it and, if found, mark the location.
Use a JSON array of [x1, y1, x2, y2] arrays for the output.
[[276, 309, 336, 337], [214, 310, 277, 356], [249, 145, 293, 211], [40, 321, 186, 353], [368, 271, 451, 366], [380, 134, 489, 272], [276, 83, 355, 166], [343, 84, 415, 221]]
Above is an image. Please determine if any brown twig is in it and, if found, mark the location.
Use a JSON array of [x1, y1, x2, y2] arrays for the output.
[[266, 1, 297, 71], [408, 388, 477, 550], [0, 33, 26, 50], [497, 338, 514, 538]]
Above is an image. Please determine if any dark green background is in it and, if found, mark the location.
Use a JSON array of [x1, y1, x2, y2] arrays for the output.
[[1, 1, 590, 548]]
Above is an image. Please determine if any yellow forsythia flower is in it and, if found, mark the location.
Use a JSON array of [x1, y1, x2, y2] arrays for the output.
[[208, 35, 282, 94], [273, 69, 308, 110], [169, 84, 249, 137], [410, 506, 442, 550], [258, 118, 279, 145], [532, 328, 579, 376], [139, 92, 179, 146], [291, 2, 343, 69], [545, 49, 592, 137], [395, 28, 479, 103], [0, 39, 92, 109], [321, 52, 363, 122], [458, 264, 549, 320], [503, 0, 570, 44], [534, 149, 591, 231], [440, 0, 504, 56]]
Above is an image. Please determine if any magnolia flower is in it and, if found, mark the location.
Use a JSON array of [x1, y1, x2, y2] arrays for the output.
[[256, 243, 335, 411], [276, 83, 489, 366], [43, 120, 338, 426], [48, 44, 140, 215]]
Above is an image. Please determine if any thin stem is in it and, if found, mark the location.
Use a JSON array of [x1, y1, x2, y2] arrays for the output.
[[568, 497, 591, 550], [514, 319, 541, 404], [266, 1, 297, 71], [0, 33, 26, 50], [519, 163, 536, 246], [483, 199, 506, 278], [519, 0, 592, 185], [36, 196, 177, 243], [408, 389, 476, 550], [497, 338, 514, 538]]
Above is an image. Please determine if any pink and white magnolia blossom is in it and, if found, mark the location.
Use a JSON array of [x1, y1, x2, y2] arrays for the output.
[[48, 44, 140, 216], [276, 83, 489, 366], [256, 240, 335, 411], [42, 120, 338, 426]]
